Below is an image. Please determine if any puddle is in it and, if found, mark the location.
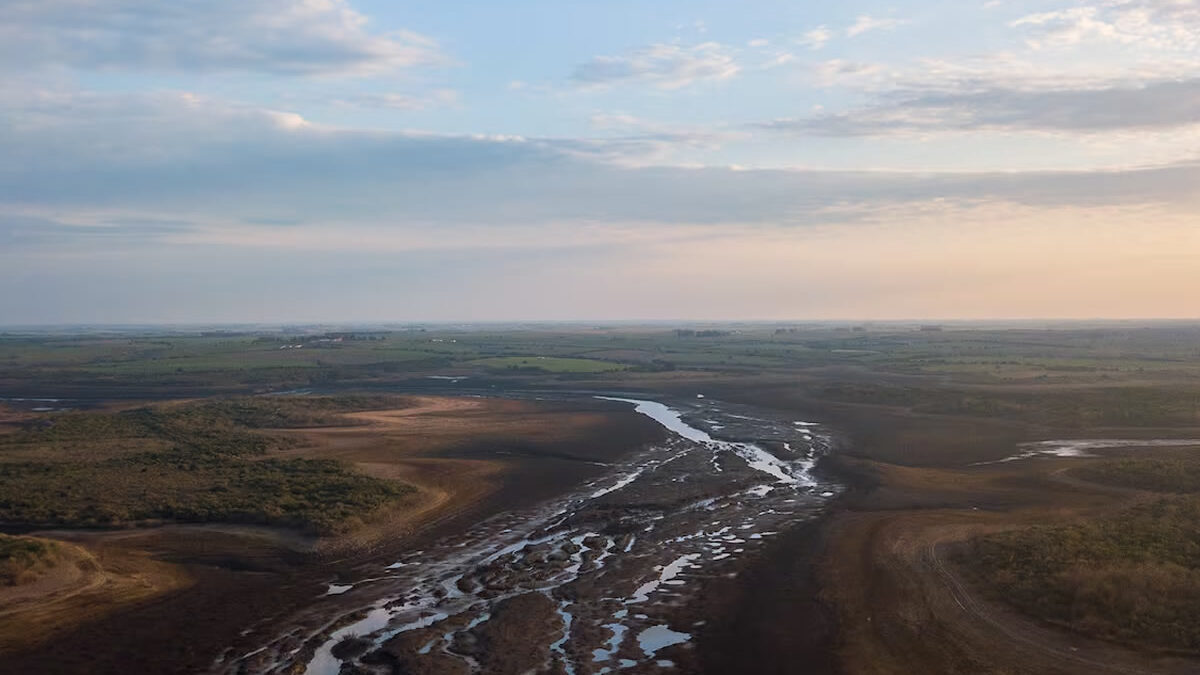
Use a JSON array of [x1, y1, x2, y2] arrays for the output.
[[592, 622, 628, 662], [637, 625, 691, 656], [629, 554, 700, 604]]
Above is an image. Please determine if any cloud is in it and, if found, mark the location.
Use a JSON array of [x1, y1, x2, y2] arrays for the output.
[[1012, 8, 1127, 47], [798, 26, 834, 50], [2, 86, 1198, 324], [2, 3, 1197, 323], [779, 37, 1200, 142], [580, 113, 735, 163], [570, 42, 740, 89], [758, 77, 1200, 136], [810, 59, 890, 88], [1013, 0, 1200, 50], [846, 15, 909, 38], [333, 89, 460, 110], [802, 24, 1200, 94], [588, 113, 655, 131], [0, 212, 198, 250], [2, 87, 1197, 248], [0, 0, 446, 76]]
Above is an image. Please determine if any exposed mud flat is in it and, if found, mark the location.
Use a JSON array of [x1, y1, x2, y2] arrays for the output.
[[217, 396, 841, 674]]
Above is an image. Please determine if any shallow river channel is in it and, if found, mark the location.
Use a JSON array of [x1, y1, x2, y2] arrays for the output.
[[217, 395, 842, 675]]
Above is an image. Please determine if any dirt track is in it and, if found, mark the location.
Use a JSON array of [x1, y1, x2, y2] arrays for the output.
[[926, 534, 1161, 675], [0, 536, 190, 653], [823, 460, 1200, 675]]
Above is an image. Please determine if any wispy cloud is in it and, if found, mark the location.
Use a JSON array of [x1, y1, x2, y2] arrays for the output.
[[846, 15, 910, 38], [757, 78, 1200, 136], [809, 59, 890, 88], [2, 87, 1197, 242], [332, 90, 461, 111], [798, 26, 833, 50], [0, 0, 447, 76], [571, 42, 740, 90]]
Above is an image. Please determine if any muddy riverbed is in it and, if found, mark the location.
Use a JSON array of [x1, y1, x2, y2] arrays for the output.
[[216, 395, 843, 675]]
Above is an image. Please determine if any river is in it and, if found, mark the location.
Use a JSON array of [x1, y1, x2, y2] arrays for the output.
[[217, 394, 842, 674]]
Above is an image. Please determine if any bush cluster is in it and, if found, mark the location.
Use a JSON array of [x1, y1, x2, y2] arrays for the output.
[[962, 497, 1200, 652], [0, 397, 411, 534]]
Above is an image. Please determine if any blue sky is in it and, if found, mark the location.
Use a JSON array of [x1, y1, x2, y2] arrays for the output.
[[1, 0, 1198, 323]]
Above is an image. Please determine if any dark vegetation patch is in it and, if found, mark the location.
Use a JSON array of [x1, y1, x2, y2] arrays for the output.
[[168, 394, 412, 429], [0, 456, 404, 534], [960, 497, 1200, 652], [816, 382, 1200, 428], [0, 397, 411, 534], [1075, 458, 1200, 494]]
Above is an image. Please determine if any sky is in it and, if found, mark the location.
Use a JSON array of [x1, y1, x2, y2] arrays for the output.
[[2, 0, 1198, 324]]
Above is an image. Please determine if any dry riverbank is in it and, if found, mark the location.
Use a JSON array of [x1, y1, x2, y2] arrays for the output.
[[0, 395, 663, 675]]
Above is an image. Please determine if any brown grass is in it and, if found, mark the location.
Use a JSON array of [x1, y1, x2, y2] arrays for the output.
[[0, 534, 189, 652], [267, 396, 617, 553]]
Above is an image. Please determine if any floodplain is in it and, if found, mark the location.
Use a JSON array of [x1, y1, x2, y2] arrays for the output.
[[3, 322, 1200, 674]]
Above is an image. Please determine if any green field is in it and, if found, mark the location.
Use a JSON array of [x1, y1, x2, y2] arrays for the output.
[[6, 324, 1200, 393], [467, 356, 628, 373]]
